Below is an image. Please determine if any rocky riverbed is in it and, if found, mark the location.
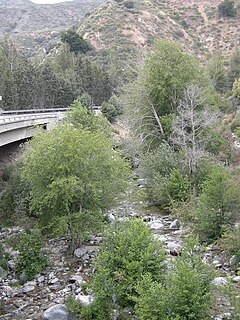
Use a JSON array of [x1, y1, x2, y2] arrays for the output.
[[0, 182, 239, 320]]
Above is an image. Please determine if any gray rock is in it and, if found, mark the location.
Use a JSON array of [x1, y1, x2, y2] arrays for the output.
[[167, 241, 182, 253], [212, 260, 222, 268], [7, 260, 15, 271], [37, 275, 45, 283], [229, 255, 236, 266], [169, 219, 180, 230], [148, 220, 164, 230], [212, 277, 228, 286], [49, 278, 59, 285], [22, 281, 36, 293], [42, 304, 75, 320], [2, 285, 13, 297], [19, 272, 28, 283], [74, 247, 88, 258], [232, 276, 240, 283]]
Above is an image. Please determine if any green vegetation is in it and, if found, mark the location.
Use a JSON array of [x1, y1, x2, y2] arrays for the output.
[[218, 0, 237, 17], [136, 239, 214, 320], [15, 230, 48, 280], [61, 29, 92, 55], [20, 115, 129, 249]]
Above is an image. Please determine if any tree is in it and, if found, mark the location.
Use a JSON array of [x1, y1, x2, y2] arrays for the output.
[[36, 63, 75, 108], [207, 53, 227, 93], [218, 0, 237, 17], [227, 49, 240, 89], [171, 85, 219, 174], [75, 56, 113, 105], [61, 29, 92, 55], [144, 39, 206, 117], [20, 124, 129, 250], [123, 39, 212, 150]]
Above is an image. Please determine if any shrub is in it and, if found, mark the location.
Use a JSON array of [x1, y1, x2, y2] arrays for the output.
[[66, 294, 113, 320], [101, 95, 122, 123], [0, 165, 30, 221], [77, 93, 94, 110], [123, 1, 134, 9], [15, 230, 48, 280], [0, 243, 9, 271], [93, 219, 165, 308], [191, 168, 240, 241], [140, 144, 190, 207], [221, 225, 240, 265], [218, 0, 237, 17], [136, 238, 214, 320]]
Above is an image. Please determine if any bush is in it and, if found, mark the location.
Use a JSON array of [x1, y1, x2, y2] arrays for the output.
[[221, 225, 240, 265], [191, 168, 240, 242], [101, 95, 122, 123], [0, 165, 30, 222], [136, 238, 214, 320], [93, 219, 165, 309], [15, 230, 48, 280], [0, 243, 9, 271], [218, 0, 237, 17], [140, 144, 190, 207], [78, 93, 94, 110]]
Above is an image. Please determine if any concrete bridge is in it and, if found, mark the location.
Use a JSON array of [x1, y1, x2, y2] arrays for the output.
[[0, 106, 101, 147], [0, 108, 67, 147]]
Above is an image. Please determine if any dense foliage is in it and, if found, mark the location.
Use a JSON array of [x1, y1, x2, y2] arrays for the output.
[[20, 115, 129, 249], [15, 230, 48, 280]]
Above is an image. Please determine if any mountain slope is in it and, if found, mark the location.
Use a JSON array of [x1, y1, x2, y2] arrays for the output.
[[0, 0, 105, 55], [77, 0, 240, 59]]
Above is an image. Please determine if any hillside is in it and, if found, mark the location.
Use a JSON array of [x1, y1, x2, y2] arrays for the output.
[[77, 0, 240, 59], [0, 0, 105, 55]]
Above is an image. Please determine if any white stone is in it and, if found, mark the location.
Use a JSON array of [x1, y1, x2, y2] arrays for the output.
[[76, 294, 93, 305], [69, 275, 84, 285], [232, 276, 240, 283], [212, 277, 228, 286], [148, 221, 164, 230]]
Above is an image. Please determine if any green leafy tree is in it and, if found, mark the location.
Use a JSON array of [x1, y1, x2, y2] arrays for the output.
[[20, 124, 129, 250], [65, 100, 112, 137], [124, 39, 213, 149], [144, 39, 206, 117], [61, 29, 92, 55], [75, 56, 113, 105]]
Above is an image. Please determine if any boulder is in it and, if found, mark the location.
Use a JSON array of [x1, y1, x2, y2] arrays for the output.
[[169, 219, 180, 230], [42, 304, 75, 320], [74, 247, 88, 258], [212, 277, 228, 286]]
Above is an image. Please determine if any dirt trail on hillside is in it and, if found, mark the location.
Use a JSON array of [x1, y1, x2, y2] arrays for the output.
[[198, 5, 209, 26]]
